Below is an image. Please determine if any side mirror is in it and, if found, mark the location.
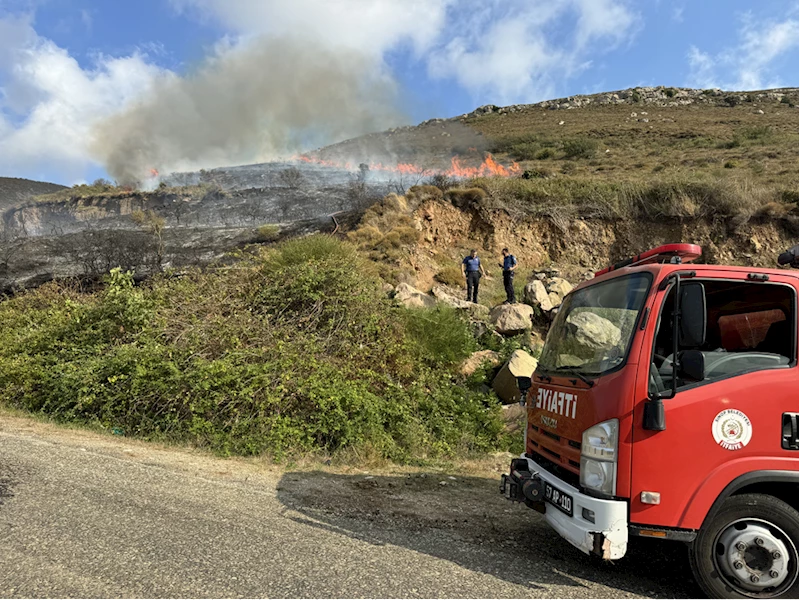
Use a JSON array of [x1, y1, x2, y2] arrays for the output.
[[516, 376, 532, 406], [678, 349, 705, 381], [680, 282, 707, 347]]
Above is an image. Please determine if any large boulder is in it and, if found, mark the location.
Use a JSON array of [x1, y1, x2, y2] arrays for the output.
[[523, 280, 553, 312], [490, 303, 535, 335], [492, 350, 539, 404], [548, 277, 573, 297], [432, 285, 490, 320], [459, 349, 502, 377], [566, 311, 621, 352], [394, 283, 436, 309]]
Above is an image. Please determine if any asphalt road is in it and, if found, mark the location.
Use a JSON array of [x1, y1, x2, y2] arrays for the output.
[[0, 416, 703, 598]]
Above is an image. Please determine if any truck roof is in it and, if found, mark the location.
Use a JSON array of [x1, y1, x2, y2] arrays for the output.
[[574, 262, 799, 294]]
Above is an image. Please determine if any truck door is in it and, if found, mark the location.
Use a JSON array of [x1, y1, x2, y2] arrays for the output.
[[629, 274, 799, 529]]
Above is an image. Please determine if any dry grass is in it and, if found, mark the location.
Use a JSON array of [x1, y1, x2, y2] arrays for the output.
[[465, 173, 796, 222], [471, 102, 799, 193]]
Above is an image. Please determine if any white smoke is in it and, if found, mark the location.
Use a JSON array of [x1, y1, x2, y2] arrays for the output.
[[92, 37, 404, 186]]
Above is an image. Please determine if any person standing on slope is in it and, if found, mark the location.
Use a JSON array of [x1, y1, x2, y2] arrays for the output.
[[499, 248, 518, 304], [462, 249, 487, 303]]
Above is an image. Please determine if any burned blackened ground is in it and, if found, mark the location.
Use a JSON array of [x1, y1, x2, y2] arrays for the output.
[[275, 470, 701, 598], [0, 162, 395, 290]]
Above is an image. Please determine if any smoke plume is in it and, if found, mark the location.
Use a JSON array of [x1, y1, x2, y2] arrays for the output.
[[91, 38, 405, 186]]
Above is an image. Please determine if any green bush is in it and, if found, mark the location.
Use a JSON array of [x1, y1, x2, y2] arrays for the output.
[[404, 306, 476, 367], [562, 137, 599, 159], [0, 236, 503, 461], [435, 265, 464, 287], [256, 224, 281, 242]]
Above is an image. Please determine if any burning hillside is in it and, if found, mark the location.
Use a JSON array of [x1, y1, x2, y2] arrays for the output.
[[293, 152, 520, 178]]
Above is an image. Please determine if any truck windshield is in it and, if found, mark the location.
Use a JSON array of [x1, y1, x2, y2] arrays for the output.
[[538, 273, 652, 376]]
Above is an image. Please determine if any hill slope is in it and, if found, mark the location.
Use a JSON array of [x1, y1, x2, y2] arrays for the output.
[[0, 177, 66, 211], [311, 86, 799, 191]]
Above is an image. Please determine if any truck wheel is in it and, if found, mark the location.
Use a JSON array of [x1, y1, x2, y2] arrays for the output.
[[689, 494, 799, 598]]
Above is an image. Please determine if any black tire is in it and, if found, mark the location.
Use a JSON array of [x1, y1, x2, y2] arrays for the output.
[[690, 493, 799, 598]]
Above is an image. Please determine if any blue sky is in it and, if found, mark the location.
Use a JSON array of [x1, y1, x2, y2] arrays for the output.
[[0, 0, 797, 185]]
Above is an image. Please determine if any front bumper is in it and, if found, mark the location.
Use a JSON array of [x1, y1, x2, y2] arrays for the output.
[[500, 455, 629, 560]]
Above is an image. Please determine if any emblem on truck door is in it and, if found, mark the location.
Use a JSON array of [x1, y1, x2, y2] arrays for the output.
[[541, 416, 558, 429], [712, 409, 752, 451]]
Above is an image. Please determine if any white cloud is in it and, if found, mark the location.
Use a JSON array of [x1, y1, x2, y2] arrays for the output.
[[0, 14, 165, 182], [426, 0, 640, 105], [169, 0, 452, 56], [688, 10, 799, 90], [174, 0, 641, 105]]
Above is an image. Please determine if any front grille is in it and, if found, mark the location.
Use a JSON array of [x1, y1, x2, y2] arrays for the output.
[[527, 450, 581, 489], [542, 429, 561, 442]]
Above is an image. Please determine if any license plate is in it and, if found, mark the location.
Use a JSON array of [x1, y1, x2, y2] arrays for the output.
[[545, 482, 573, 516]]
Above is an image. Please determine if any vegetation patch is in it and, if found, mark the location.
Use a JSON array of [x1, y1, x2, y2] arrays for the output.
[[0, 236, 507, 461]]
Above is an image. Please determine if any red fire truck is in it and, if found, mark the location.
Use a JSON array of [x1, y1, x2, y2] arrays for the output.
[[500, 244, 799, 598]]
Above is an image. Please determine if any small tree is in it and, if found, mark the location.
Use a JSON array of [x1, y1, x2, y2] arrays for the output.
[[131, 209, 166, 271]]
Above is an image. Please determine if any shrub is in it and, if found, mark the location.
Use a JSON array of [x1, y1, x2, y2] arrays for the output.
[[739, 125, 772, 141], [445, 187, 487, 208], [347, 225, 383, 247], [423, 174, 456, 191], [435, 265, 464, 287], [403, 306, 476, 367], [631, 90, 641, 103], [562, 137, 598, 159], [0, 235, 504, 461], [508, 142, 541, 161], [393, 226, 421, 245], [278, 167, 304, 189], [522, 168, 550, 179], [535, 147, 555, 160], [665, 87, 677, 98], [256, 224, 281, 242]]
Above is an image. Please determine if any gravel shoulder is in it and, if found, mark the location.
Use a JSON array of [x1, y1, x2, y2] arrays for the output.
[[0, 413, 701, 598]]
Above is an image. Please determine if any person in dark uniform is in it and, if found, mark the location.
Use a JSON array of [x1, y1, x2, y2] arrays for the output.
[[499, 248, 518, 303], [777, 244, 799, 268], [461, 249, 487, 303]]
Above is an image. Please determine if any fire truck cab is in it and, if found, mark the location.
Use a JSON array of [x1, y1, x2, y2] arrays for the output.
[[500, 244, 799, 598]]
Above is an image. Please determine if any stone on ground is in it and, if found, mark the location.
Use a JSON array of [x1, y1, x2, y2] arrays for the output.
[[489, 303, 535, 335], [459, 349, 502, 377], [547, 277, 573, 297], [394, 283, 436, 309], [523, 280, 553, 312]]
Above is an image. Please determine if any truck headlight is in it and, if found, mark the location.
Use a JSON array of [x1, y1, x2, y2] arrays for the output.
[[580, 419, 618, 496]]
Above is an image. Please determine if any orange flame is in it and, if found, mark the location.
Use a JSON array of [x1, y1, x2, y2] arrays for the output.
[[149, 168, 160, 178], [291, 153, 519, 179]]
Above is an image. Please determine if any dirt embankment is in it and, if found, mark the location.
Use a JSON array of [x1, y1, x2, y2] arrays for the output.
[[406, 198, 799, 290]]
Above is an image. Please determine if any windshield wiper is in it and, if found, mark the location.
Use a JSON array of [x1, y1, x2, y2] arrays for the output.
[[551, 366, 595, 387]]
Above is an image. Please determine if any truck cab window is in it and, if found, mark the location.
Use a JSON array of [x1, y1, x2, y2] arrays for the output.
[[649, 280, 795, 394]]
